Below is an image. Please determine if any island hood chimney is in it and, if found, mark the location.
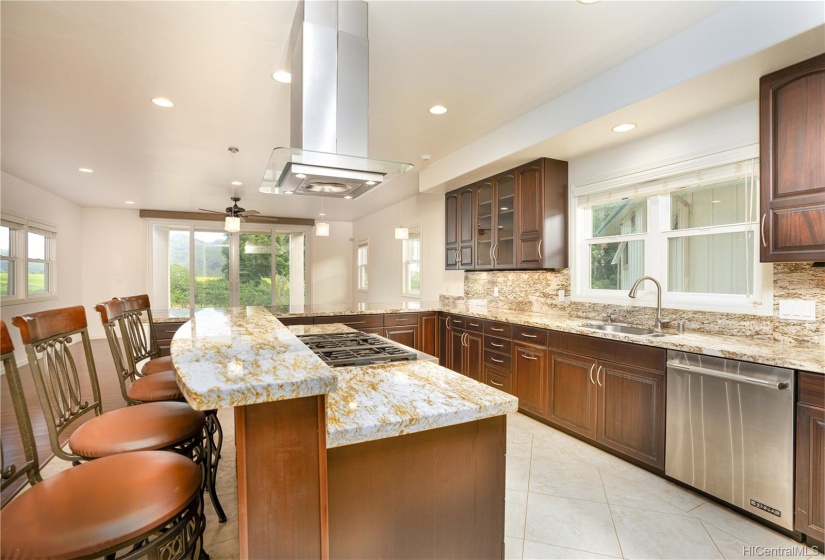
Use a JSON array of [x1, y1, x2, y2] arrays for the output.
[[260, 0, 413, 199]]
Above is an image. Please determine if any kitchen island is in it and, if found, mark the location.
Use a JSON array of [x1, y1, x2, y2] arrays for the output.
[[170, 307, 517, 559]]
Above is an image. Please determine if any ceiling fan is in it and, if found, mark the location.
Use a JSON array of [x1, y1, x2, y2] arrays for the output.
[[199, 197, 279, 232]]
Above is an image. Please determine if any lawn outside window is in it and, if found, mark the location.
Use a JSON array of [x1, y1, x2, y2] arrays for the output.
[[0, 213, 57, 304]]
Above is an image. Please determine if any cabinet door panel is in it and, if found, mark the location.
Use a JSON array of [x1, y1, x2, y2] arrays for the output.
[[466, 332, 484, 382], [494, 173, 516, 268], [418, 313, 438, 356], [597, 361, 665, 469], [514, 343, 548, 418], [516, 163, 543, 240], [438, 315, 449, 368], [445, 192, 459, 269], [476, 180, 494, 269], [770, 207, 825, 254], [459, 188, 475, 247], [384, 326, 418, 350], [796, 403, 825, 541], [484, 365, 513, 395], [449, 329, 465, 375], [548, 352, 598, 440]]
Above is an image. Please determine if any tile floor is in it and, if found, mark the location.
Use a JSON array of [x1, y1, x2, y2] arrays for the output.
[[39, 410, 819, 560]]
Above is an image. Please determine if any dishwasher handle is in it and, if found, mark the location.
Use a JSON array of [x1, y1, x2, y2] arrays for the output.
[[667, 362, 790, 391]]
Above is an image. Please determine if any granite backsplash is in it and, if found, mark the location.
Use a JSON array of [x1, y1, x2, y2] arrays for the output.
[[442, 263, 825, 346]]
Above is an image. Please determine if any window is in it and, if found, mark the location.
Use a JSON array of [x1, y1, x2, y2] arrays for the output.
[[357, 241, 368, 291], [402, 227, 421, 297], [576, 158, 767, 313], [1, 213, 57, 304], [151, 222, 308, 309]]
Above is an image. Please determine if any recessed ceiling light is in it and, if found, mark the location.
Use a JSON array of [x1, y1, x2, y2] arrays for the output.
[[283, 191, 293, 195], [295, 173, 306, 179], [151, 98, 174, 108], [125, 200, 136, 205], [344, 195, 353, 199], [612, 123, 636, 133], [500, 207, 508, 211], [577, 0, 601, 4], [429, 105, 448, 115], [711, 200, 722, 204], [231, 181, 243, 186], [272, 71, 292, 84], [78, 168, 94, 173]]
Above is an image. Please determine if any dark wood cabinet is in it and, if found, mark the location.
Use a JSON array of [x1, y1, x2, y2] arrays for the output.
[[515, 158, 568, 269], [514, 342, 548, 417], [547, 350, 598, 440], [153, 321, 186, 357], [384, 325, 417, 349], [445, 186, 476, 270], [596, 360, 666, 470], [759, 54, 825, 262], [796, 371, 825, 542], [475, 173, 517, 269], [419, 312, 438, 358], [438, 313, 449, 367], [446, 315, 482, 381], [445, 192, 459, 268]]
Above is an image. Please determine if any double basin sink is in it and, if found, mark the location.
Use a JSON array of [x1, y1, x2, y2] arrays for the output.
[[579, 323, 672, 338]]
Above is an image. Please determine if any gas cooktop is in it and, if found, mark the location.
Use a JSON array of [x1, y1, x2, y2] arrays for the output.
[[298, 332, 417, 368]]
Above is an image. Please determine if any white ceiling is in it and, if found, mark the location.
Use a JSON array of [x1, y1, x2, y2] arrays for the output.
[[0, 1, 819, 222]]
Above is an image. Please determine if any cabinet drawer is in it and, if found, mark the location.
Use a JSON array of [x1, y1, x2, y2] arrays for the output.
[[384, 313, 419, 327], [485, 367, 512, 394], [484, 320, 513, 338], [512, 325, 548, 346], [448, 315, 482, 332], [484, 336, 512, 356], [153, 322, 185, 342], [799, 371, 825, 408], [314, 314, 384, 328], [484, 350, 512, 371]]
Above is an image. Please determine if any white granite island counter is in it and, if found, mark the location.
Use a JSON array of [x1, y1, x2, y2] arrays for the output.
[[171, 307, 517, 559]]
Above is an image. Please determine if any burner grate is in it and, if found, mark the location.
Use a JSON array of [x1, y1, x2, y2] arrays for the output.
[[297, 332, 417, 367]]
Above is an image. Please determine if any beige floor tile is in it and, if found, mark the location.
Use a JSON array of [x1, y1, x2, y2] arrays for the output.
[[506, 489, 528, 539], [601, 470, 692, 516], [204, 537, 239, 560], [565, 442, 634, 474], [524, 493, 622, 558], [611, 504, 722, 559], [508, 425, 535, 458], [204, 492, 239, 545], [529, 457, 607, 503], [616, 467, 706, 512], [505, 536, 525, 560], [701, 522, 815, 560], [689, 502, 803, 550], [523, 540, 621, 559], [507, 455, 531, 491]]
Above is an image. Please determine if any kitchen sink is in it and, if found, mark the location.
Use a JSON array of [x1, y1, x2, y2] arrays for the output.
[[579, 323, 670, 337]]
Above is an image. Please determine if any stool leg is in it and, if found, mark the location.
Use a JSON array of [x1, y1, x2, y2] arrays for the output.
[[204, 411, 227, 523]]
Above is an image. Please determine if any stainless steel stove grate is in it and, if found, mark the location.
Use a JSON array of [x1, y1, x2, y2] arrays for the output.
[[297, 332, 417, 367]]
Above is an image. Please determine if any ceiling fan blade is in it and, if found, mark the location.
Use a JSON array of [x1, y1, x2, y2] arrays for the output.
[[198, 209, 227, 214], [238, 210, 260, 216], [253, 215, 280, 221]]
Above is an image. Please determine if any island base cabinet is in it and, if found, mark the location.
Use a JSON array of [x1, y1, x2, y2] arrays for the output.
[[328, 416, 506, 559], [596, 361, 666, 470], [235, 396, 328, 559]]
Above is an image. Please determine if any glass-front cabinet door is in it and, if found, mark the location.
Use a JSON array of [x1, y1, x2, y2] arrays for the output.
[[494, 172, 515, 268], [475, 179, 494, 268]]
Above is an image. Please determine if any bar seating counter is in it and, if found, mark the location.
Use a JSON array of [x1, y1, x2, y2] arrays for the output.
[[171, 306, 517, 559]]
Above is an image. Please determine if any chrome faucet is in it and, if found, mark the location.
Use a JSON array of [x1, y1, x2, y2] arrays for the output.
[[628, 276, 671, 331]]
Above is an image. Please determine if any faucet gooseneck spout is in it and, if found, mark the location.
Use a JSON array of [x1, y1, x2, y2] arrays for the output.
[[628, 276, 671, 331]]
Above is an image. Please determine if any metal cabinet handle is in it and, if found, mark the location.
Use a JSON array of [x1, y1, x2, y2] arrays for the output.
[[761, 214, 767, 248], [490, 327, 504, 332], [343, 321, 366, 325], [489, 379, 504, 388], [597, 366, 604, 387], [453, 319, 463, 325], [469, 322, 480, 327], [491, 342, 504, 348], [462, 333, 468, 347], [537, 239, 543, 262], [491, 357, 504, 364], [589, 364, 596, 385], [521, 332, 537, 338], [521, 354, 537, 361], [394, 318, 410, 322]]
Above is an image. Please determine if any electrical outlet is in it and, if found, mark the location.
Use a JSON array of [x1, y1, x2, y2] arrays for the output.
[[493, 287, 499, 297], [558, 289, 565, 302], [778, 299, 816, 321]]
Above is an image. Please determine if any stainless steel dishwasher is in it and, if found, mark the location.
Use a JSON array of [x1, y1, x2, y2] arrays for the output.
[[666, 350, 795, 530]]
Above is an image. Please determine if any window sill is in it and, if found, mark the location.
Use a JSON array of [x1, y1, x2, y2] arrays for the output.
[[1, 294, 58, 306]]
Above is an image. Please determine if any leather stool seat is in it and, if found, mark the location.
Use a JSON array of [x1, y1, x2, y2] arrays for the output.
[[126, 369, 184, 402], [142, 355, 173, 375], [1, 451, 202, 560], [70, 401, 204, 459]]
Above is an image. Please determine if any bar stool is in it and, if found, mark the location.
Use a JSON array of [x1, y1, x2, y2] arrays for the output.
[[0, 320, 207, 560], [96, 298, 226, 523]]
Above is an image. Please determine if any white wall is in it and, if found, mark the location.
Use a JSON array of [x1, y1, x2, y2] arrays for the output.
[[1, 172, 84, 363], [353, 172, 463, 303], [311, 220, 354, 306]]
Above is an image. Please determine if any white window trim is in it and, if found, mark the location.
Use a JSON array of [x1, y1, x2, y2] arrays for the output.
[[572, 151, 773, 316], [1, 212, 58, 305], [401, 225, 422, 299], [356, 238, 369, 292]]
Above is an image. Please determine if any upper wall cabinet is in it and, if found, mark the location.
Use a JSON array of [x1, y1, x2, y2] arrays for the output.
[[759, 54, 825, 262], [445, 158, 568, 271]]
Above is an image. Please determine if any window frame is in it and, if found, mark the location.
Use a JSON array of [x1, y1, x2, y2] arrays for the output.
[[356, 239, 369, 292], [573, 155, 772, 315], [1, 213, 58, 305], [401, 226, 422, 298]]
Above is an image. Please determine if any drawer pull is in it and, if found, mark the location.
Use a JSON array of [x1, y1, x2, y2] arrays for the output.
[[469, 322, 480, 327], [344, 321, 366, 325], [453, 320, 463, 325], [490, 327, 504, 332], [521, 354, 538, 361], [394, 318, 410, 322], [489, 379, 504, 388], [164, 330, 180, 334], [491, 357, 504, 364], [490, 342, 504, 348], [521, 333, 538, 338]]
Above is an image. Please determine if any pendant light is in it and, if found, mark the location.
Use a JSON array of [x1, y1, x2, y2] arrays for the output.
[[315, 197, 330, 237], [225, 147, 242, 233], [394, 186, 408, 240]]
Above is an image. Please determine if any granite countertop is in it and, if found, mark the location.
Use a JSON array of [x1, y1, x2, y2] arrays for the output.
[[170, 307, 517, 448]]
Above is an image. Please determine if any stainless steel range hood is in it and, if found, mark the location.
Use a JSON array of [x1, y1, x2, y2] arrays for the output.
[[260, 0, 412, 199]]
